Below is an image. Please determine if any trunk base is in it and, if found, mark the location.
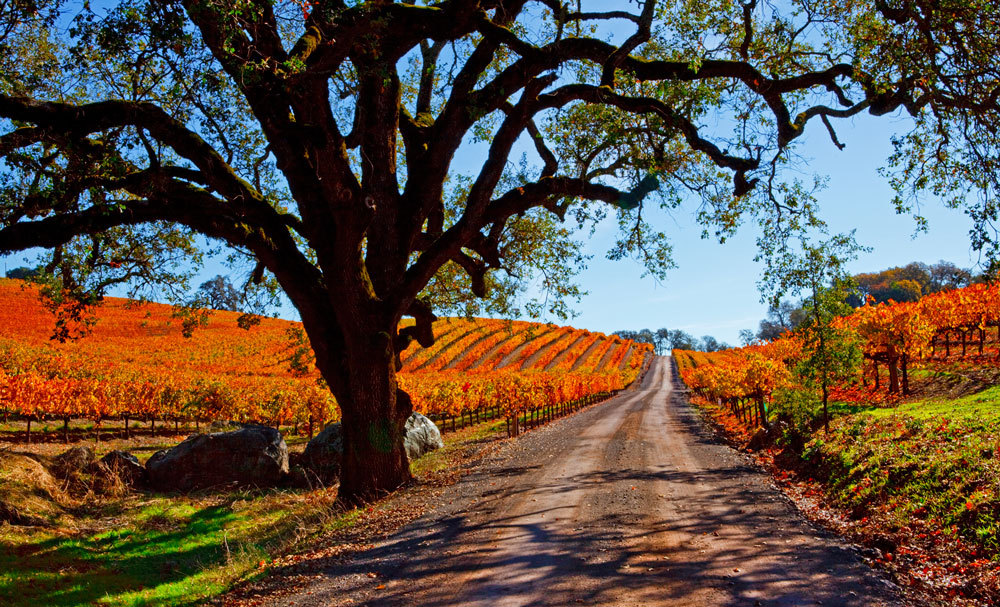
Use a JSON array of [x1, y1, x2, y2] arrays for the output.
[[335, 388, 415, 506]]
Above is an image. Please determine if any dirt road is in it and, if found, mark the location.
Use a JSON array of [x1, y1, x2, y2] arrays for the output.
[[271, 357, 900, 606]]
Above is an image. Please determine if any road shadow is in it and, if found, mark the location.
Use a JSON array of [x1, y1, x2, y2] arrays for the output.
[[285, 474, 889, 607]]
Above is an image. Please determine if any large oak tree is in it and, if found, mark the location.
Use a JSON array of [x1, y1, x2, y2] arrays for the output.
[[1, 0, 998, 502]]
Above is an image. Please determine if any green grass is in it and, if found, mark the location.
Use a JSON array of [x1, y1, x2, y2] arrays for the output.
[[802, 386, 1000, 556], [0, 490, 352, 607], [1, 412, 510, 607], [866, 384, 1000, 422]]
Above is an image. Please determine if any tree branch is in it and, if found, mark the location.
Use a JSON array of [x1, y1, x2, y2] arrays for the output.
[[398, 174, 628, 320], [739, 0, 757, 61], [601, 0, 656, 87], [0, 126, 46, 155], [453, 251, 488, 297], [537, 84, 760, 194], [0, 95, 261, 205]]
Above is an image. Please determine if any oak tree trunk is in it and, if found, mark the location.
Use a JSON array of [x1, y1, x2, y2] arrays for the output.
[[316, 337, 414, 505]]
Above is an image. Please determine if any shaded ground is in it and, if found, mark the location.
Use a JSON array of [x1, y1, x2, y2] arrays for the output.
[[252, 357, 900, 607]]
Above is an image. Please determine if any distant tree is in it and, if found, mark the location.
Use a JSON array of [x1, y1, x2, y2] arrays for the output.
[[195, 275, 241, 312], [891, 278, 923, 302], [756, 300, 805, 341], [667, 330, 700, 351], [621, 327, 701, 352], [614, 328, 666, 353], [852, 262, 927, 304], [847, 260, 975, 306], [615, 327, 694, 354], [5, 265, 40, 280], [654, 328, 671, 355], [700, 335, 730, 352], [928, 261, 973, 292], [171, 274, 270, 335]]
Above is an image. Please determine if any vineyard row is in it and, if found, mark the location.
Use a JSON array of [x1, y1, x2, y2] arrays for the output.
[[674, 280, 1000, 429]]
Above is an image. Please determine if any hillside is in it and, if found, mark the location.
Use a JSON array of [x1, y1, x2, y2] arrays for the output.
[[673, 280, 1000, 604], [0, 279, 651, 429]]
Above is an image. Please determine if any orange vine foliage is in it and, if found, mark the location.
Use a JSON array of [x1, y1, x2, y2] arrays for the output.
[[0, 279, 650, 426], [545, 332, 601, 371], [676, 281, 1000, 408], [0, 279, 338, 427], [676, 339, 797, 405]]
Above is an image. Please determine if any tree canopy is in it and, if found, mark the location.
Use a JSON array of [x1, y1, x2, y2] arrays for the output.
[[1, 0, 999, 501], [850, 260, 976, 305]]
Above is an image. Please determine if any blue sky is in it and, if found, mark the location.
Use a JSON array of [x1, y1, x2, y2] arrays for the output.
[[557, 110, 979, 345]]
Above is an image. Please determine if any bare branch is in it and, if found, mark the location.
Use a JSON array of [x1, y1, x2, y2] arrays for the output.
[[820, 114, 846, 151]]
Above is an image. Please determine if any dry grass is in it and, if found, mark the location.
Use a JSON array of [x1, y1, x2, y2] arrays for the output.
[[0, 450, 77, 526]]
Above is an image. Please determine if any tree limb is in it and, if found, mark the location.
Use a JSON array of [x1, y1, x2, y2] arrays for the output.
[[0, 94, 261, 205]]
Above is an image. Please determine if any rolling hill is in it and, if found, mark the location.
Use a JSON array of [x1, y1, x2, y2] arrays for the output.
[[0, 279, 651, 428]]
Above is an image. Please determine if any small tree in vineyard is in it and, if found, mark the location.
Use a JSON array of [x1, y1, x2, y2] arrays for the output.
[[765, 237, 863, 433], [798, 280, 863, 433]]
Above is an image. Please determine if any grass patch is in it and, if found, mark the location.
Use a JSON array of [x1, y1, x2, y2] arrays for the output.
[[867, 384, 1000, 423], [801, 386, 1000, 557], [0, 489, 350, 607]]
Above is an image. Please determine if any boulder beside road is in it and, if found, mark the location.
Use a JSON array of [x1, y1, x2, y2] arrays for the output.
[[299, 413, 444, 485], [403, 413, 444, 461], [300, 422, 343, 485], [147, 425, 288, 492]]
